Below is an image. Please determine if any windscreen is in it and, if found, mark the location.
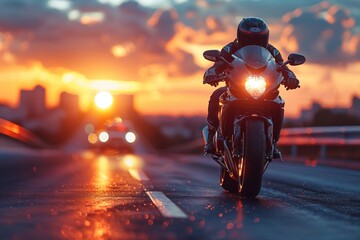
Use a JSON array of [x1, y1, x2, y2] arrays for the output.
[[233, 45, 273, 69]]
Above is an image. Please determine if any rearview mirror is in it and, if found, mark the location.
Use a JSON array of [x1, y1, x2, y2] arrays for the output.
[[288, 53, 306, 66], [203, 50, 221, 62]]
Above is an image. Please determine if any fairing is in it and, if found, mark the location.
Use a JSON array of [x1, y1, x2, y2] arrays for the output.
[[234, 45, 272, 69], [227, 45, 283, 98]]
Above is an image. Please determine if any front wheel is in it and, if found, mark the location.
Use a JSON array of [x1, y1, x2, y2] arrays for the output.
[[238, 119, 266, 198]]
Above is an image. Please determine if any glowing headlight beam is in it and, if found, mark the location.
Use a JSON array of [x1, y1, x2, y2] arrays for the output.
[[99, 131, 109, 143], [125, 132, 136, 143], [245, 76, 266, 99]]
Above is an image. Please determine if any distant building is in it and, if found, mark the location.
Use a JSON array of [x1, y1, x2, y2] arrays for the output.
[[33, 85, 46, 116], [18, 85, 46, 119], [331, 108, 348, 115], [300, 96, 360, 122], [350, 96, 360, 117], [300, 102, 321, 122], [59, 92, 80, 116]]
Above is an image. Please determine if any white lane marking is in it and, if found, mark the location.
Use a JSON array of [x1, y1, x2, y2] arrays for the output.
[[128, 169, 150, 181], [146, 191, 188, 219]]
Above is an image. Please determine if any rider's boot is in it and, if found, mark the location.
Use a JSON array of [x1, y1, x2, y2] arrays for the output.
[[272, 103, 284, 161], [204, 125, 216, 154]]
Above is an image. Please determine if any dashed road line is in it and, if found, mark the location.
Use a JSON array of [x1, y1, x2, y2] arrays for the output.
[[127, 166, 187, 219], [128, 169, 150, 181], [146, 191, 188, 219]]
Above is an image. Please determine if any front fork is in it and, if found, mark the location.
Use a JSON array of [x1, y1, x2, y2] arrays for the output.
[[203, 116, 274, 175], [233, 116, 274, 172]]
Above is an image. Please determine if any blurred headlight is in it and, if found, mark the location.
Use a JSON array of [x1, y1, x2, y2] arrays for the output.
[[245, 76, 266, 99], [99, 131, 109, 143], [125, 132, 136, 143], [88, 133, 98, 144]]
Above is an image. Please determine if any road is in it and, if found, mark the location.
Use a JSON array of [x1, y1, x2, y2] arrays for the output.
[[0, 146, 359, 240]]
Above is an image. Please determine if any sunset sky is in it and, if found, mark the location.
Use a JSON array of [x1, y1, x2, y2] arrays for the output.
[[0, 0, 359, 117]]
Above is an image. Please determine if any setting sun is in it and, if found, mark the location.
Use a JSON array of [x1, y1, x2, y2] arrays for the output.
[[95, 91, 113, 109]]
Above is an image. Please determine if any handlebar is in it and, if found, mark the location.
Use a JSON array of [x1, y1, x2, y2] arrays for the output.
[[281, 79, 301, 90]]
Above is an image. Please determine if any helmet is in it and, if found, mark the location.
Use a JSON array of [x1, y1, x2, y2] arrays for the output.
[[237, 17, 269, 48]]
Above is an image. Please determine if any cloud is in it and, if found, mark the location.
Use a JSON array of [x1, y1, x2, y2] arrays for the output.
[[0, 0, 229, 81], [0, 1, 50, 32], [2, 0, 358, 83], [280, 2, 360, 64]]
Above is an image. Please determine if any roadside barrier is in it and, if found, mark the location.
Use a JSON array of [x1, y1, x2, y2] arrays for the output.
[[278, 126, 360, 160], [0, 118, 46, 148]]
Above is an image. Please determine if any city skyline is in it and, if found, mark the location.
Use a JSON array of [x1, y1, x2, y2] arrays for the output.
[[1, 83, 359, 123]]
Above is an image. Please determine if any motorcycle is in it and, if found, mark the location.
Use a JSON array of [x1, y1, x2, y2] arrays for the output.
[[202, 45, 305, 198]]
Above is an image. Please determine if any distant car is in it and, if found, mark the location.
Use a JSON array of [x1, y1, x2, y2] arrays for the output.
[[89, 118, 136, 153]]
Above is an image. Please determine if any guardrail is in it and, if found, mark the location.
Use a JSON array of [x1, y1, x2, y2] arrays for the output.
[[165, 126, 360, 160], [0, 118, 46, 148], [278, 126, 360, 160], [280, 126, 360, 137]]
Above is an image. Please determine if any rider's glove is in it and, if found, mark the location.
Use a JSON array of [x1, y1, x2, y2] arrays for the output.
[[282, 68, 300, 90], [283, 77, 300, 90], [205, 75, 219, 87], [203, 69, 219, 87]]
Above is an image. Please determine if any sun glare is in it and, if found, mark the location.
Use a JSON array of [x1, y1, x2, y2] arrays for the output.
[[95, 91, 113, 109]]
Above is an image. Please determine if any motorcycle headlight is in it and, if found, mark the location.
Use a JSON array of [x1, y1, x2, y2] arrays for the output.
[[245, 75, 266, 99]]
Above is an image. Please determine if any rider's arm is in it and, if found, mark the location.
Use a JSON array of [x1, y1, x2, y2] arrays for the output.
[[267, 44, 297, 79], [267, 44, 300, 89], [204, 41, 239, 86], [220, 40, 239, 62], [213, 41, 239, 75], [204, 41, 237, 83]]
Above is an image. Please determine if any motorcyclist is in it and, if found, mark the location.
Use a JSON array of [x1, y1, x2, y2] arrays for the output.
[[203, 17, 300, 157]]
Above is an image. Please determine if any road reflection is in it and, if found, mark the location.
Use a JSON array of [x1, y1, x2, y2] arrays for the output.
[[120, 155, 148, 181], [198, 194, 282, 239], [95, 156, 110, 192], [58, 153, 146, 240], [120, 154, 143, 169]]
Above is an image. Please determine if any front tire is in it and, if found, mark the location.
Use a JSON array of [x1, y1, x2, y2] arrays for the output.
[[238, 119, 266, 198]]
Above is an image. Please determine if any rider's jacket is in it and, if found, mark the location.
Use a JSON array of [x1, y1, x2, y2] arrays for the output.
[[203, 40, 297, 83]]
